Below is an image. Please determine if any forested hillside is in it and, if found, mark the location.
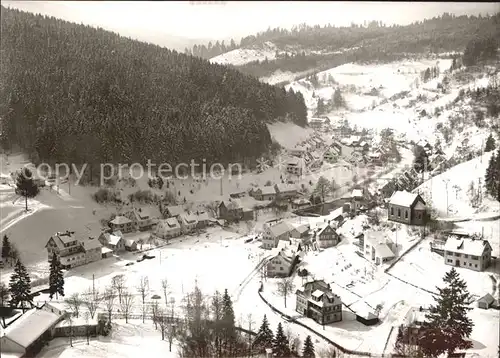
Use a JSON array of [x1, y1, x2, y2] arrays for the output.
[[234, 13, 500, 78], [0, 7, 307, 167]]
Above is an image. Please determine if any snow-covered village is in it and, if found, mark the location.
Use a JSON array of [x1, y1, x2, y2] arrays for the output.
[[0, 2, 499, 358]]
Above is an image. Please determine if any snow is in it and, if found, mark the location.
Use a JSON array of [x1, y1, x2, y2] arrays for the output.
[[209, 42, 277, 66], [416, 151, 500, 218], [388, 190, 420, 207], [267, 121, 315, 150], [38, 320, 179, 358]]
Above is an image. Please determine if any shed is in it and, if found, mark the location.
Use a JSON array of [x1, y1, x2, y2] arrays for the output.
[[125, 239, 138, 251], [355, 311, 379, 326], [477, 293, 495, 309], [101, 247, 113, 258]]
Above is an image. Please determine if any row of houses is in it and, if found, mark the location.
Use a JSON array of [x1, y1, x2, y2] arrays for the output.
[[249, 184, 299, 202], [156, 205, 212, 239]]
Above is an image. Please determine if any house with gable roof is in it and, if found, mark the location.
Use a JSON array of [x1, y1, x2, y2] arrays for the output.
[[444, 236, 492, 272], [45, 231, 102, 269], [295, 280, 342, 325], [179, 212, 198, 234], [274, 183, 298, 201], [164, 205, 185, 219], [363, 230, 396, 265], [109, 215, 134, 233], [262, 221, 294, 249], [313, 223, 340, 249], [98, 231, 125, 253], [249, 186, 277, 201], [156, 217, 182, 239], [387, 190, 427, 225], [266, 240, 302, 277]]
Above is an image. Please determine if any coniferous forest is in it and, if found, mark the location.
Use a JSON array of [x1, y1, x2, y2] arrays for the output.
[[0, 7, 307, 167]]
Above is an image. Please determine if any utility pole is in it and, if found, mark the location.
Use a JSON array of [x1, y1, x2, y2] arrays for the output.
[[92, 274, 95, 296]]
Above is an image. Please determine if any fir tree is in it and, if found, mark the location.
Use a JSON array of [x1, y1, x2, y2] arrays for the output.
[[420, 268, 474, 357], [15, 168, 40, 211], [272, 322, 290, 357], [253, 315, 274, 352], [221, 288, 237, 355], [9, 260, 32, 311], [302, 335, 315, 358], [49, 254, 65, 299], [413, 145, 430, 172], [1, 235, 11, 262], [485, 134, 496, 152]]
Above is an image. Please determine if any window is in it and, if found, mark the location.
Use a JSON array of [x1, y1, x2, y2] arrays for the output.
[[469, 263, 472, 266], [280, 267, 283, 271], [405, 210, 408, 219], [390, 207, 394, 215], [398, 209, 401, 217], [464, 254, 468, 258], [475, 264, 477, 268], [447, 259, 452, 263]]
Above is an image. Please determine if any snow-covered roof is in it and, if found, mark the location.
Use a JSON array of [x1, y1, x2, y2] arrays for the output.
[[311, 290, 324, 299], [110, 216, 132, 225], [352, 189, 363, 198], [165, 217, 180, 228], [197, 211, 210, 221], [3, 309, 63, 349], [125, 239, 136, 247], [107, 234, 122, 246], [181, 213, 198, 224], [166, 205, 184, 217], [275, 184, 297, 193], [102, 247, 113, 254], [293, 224, 310, 234], [257, 186, 277, 195], [388, 191, 422, 207], [292, 198, 311, 205], [374, 243, 395, 258], [444, 237, 491, 257], [269, 222, 294, 237], [82, 238, 102, 251]]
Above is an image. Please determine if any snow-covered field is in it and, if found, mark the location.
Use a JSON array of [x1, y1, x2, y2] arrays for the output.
[[267, 121, 315, 149], [416, 151, 500, 218], [209, 41, 277, 66], [38, 320, 178, 358]]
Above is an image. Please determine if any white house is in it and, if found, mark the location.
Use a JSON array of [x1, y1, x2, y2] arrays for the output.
[[363, 230, 396, 265], [266, 240, 302, 277], [156, 217, 182, 239], [98, 232, 126, 253], [444, 236, 492, 272], [262, 221, 294, 249], [179, 213, 198, 234]]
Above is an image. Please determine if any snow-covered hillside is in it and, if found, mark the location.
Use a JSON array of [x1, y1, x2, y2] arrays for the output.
[[209, 41, 277, 66], [267, 121, 314, 150], [416, 151, 500, 218]]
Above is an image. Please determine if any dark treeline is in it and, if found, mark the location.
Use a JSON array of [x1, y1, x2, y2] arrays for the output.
[[185, 38, 240, 59], [0, 6, 307, 167], [235, 13, 500, 78]]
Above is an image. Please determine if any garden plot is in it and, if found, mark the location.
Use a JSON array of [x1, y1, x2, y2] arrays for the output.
[[38, 319, 178, 358]]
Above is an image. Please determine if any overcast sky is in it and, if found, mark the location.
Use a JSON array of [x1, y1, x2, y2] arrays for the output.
[[3, 1, 499, 45]]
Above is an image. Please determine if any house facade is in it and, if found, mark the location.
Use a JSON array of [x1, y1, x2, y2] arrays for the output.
[[179, 213, 198, 234], [45, 231, 102, 269], [291, 198, 311, 210], [266, 241, 301, 277], [444, 237, 492, 272], [0, 307, 66, 358], [313, 224, 340, 249], [290, 224, 310, 239], [363, 230, 395, 265], [130, 208, 154, 231], [274, 184, 298, 201], [109, 216, 134, 233], [98, 232, 126, 253], [262, 221, 294, 249], [295, 280, 342, 325], [286, 158, 303, 176], [388, 191, 427, 225], [156, 218, 181, 239], [250, 186, 277, 201]]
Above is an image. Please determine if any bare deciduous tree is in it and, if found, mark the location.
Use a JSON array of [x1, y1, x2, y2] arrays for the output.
[[165, 317, 177, 352], [156, 308, 168, 341], [112, 274, 126, 304], [151, 299, 160, 330], [104, 286, 116, 322], [136, 276, 150, 323], [83, 287, 102, 319], [65, 293, 82, 318], [120, 290, 134, 323], [277, 277, 295, 308], [161, 278, 170, 307]]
